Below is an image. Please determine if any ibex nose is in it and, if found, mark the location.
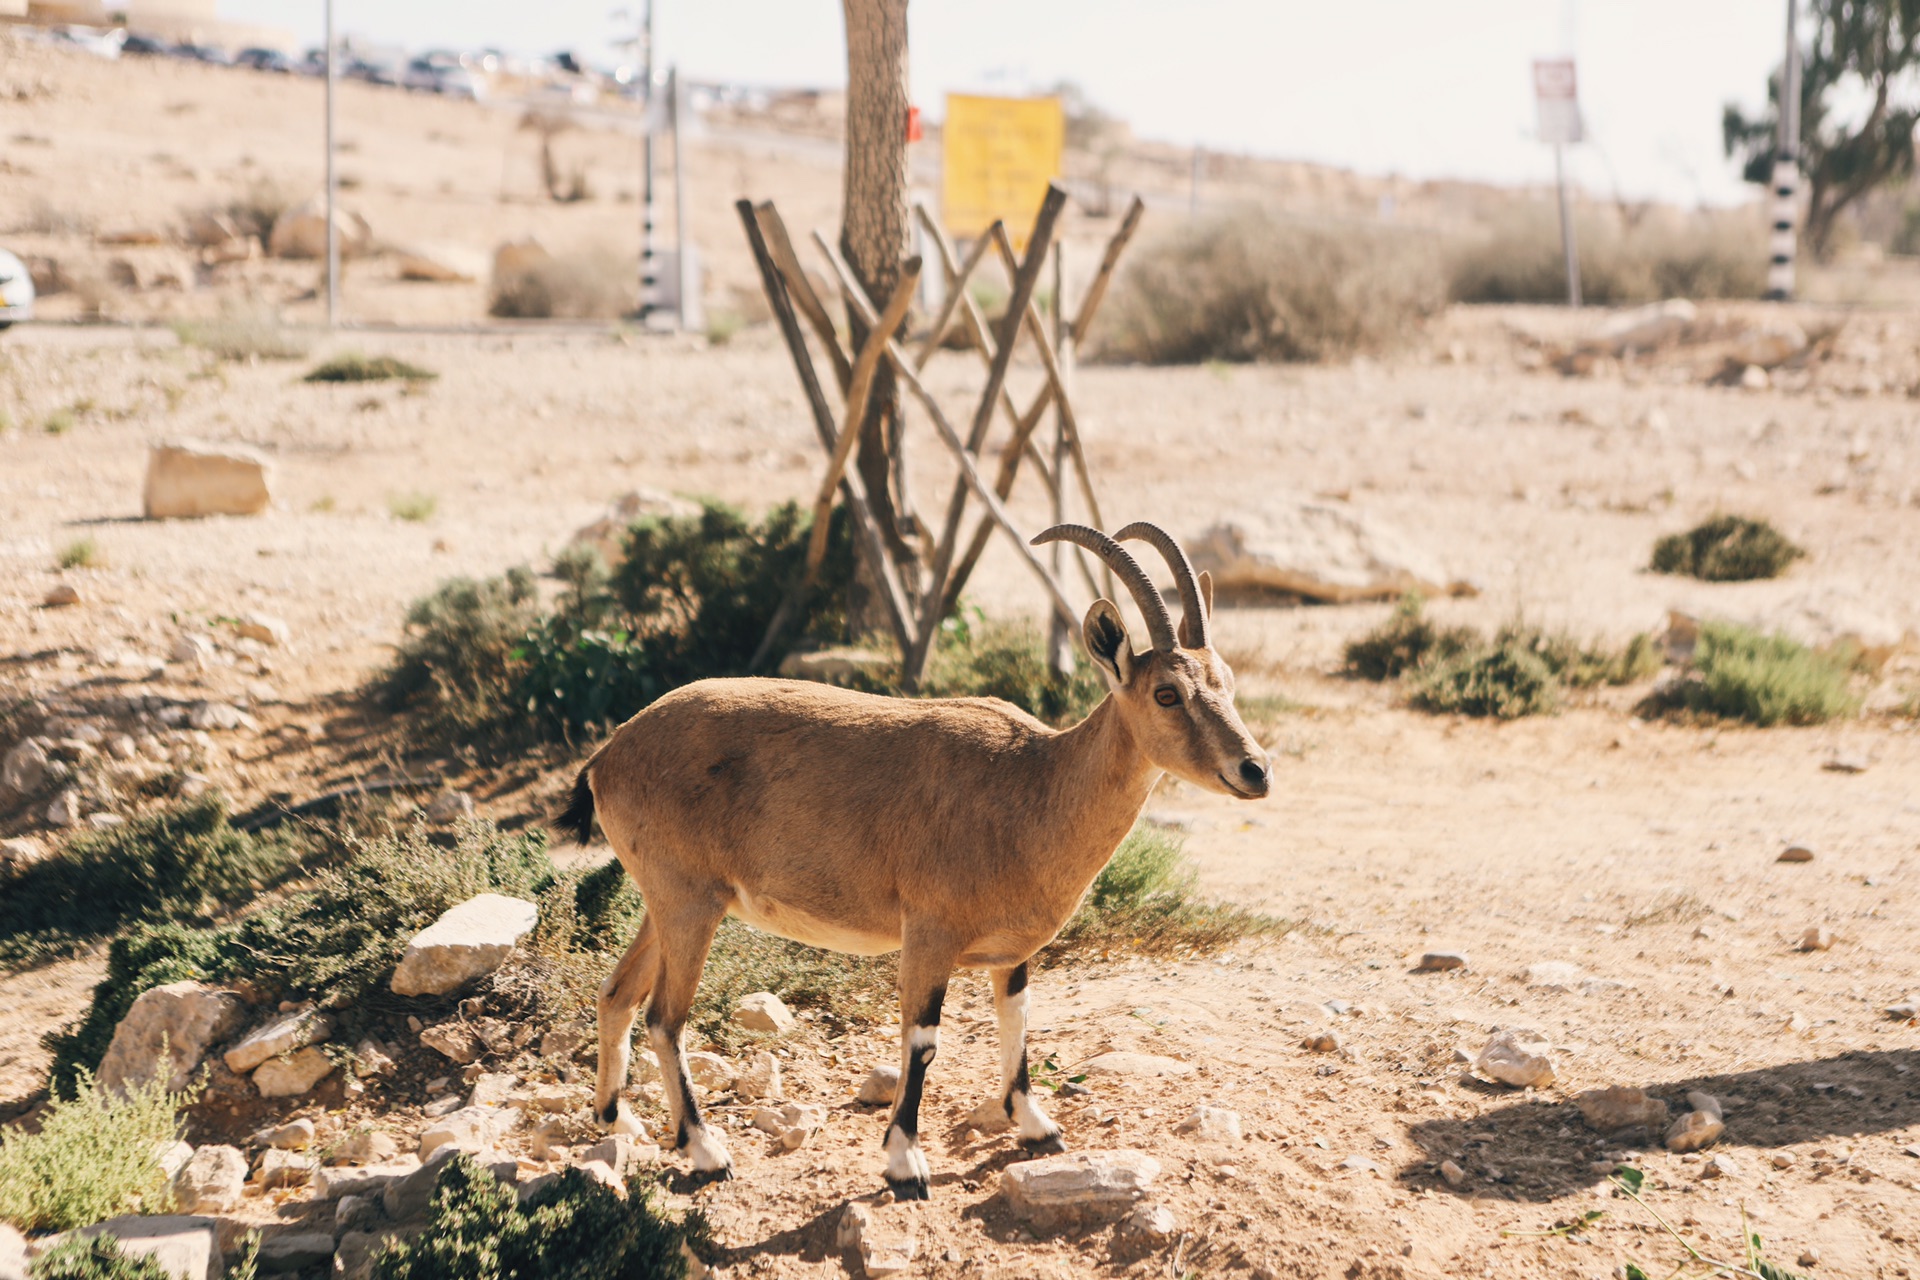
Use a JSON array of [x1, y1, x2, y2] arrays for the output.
[[1237, 757, 1270, 796]]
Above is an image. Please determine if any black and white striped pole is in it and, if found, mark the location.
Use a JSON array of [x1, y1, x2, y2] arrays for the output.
[[1767, 0, 1801, 301], [637, 0, 660, 319]]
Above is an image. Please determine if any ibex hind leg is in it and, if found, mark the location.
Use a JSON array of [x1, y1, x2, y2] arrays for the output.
[[992, 962, 1066, 1154], [645, 896, 734, 1183], [594, 915, 658, 1133], [882, 934, 959, 1200]]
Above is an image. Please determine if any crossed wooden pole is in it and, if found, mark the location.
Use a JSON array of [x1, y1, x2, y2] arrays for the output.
[[738, 184, 1146, 689]]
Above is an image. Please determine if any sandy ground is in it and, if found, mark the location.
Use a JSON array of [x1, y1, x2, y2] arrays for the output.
[[3, 35, 1920, 1280]]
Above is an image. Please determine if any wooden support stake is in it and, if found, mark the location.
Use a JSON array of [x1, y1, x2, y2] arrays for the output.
[[913, 217, 998, 370], [756, 202, 851, 393]]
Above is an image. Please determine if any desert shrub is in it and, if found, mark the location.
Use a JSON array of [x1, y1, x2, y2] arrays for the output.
[[171, 304, 310, 361], [1409, 639, 1561, 719], [55, 537, 100, 570], [1099, 208, 1447, 364], [388, 492, 439, 523], [1448, 205, 1766, 304], [379, 568, 542, 738], [490, 250, 633, 320], [1046, 824, 1283, 960], [0, 795, 304, 967], [1341, 593, 1476, 681], [1650, 514, 1804, 582], [371, 1155, 711, 1280], [29, 1237, 173, 1280], [305, 353, 438, 383], [216, 177, 297, 244], [1496, 623, 1662, 688], [0, 1065, 189, 1233], [1652, 621, 1859, 726], [44, 924, 224, 1098], [915, 613, 1107, 725]]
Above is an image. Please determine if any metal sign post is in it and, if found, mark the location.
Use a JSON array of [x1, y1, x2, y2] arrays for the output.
[[324, 0, 337, 326], [1533, 58, 1583, 308], [1768, 0, 1801, 301]]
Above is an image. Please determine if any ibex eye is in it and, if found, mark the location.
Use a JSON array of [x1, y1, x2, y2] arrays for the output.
[[1154, 687, 1179, 707]]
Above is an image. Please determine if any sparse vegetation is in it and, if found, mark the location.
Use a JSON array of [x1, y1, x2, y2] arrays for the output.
[[1409, 639, 1562, 720], [1650, 514, 1804, 582], [1044, 824, 1283, 961], [0, 1064, 189, 1233], [370, 1155, 711, 1280], [29, 1237, 174, 1280], [1341, 593, 1476, 681], [1496, 622, 1663, 689], [1647, 620, 1859, 726], [44, 407, 75, 435], [389, 492, 439, 522], [55, 536, 101, 570], [305, 352, 438, 383], [171, 305, 311, 362], [490, 250, 633, 320], [705, 311, 744, 346], [1448, 205, 1766, 304], [912, 612, 1107, 726], [1100, 208, 1447, 364]]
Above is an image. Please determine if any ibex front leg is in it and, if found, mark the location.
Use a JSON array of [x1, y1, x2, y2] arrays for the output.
[[991, 961, 1065, 1152], [882, 932, 957, 1200]]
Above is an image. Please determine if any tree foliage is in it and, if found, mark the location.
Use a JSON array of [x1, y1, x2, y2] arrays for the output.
[[1724, 0, 1920, 256]]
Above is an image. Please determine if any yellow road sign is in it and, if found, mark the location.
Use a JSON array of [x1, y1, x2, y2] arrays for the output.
[[942, 93, 1064, 250]]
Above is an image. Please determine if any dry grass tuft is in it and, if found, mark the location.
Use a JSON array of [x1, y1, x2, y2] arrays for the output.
[[1449, 204, 1766, 304], [490, 249, 632, 320]]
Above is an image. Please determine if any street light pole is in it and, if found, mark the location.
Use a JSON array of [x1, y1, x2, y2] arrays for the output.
[[324, 0, 338, 326]]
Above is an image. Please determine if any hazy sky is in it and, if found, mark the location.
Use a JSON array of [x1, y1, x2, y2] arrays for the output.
[[225, 1, 1788, 207]]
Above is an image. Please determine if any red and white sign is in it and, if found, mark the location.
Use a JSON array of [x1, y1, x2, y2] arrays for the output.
[[1532, 58, 1584, 146]]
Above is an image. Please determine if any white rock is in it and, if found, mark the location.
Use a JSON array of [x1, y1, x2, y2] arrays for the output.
[[1120, 1202, 1179, 1242], [0, 835, 46, 870], [856, 1063, 900, 1105], [1, 738, 48, 796], [254, 1147, 316, 1189], [1188, 502, 1462, 604], [1686, 1090, 1724, 1121], [732, 991, 795, 1035], [144, 440, 272, 519], [419, 1023, 484, 1064], [171, 1144, 248, 1213], [734, 1051, 782, 1101], [335, 1194, 379, 1232], [352, 1039, 395, 1077], [419, 1105, 515, 1159], [468, 1072, 516, 1108], [88, 813, 126, 830], [46, 789, 82, 827], [334, 1129, 401, 1165], [1588, 298, 1697, 354], [422, 1094, 463, 1118], [255, 1232, 335, 1273], [1739, 363, 1771, 390], [836, 1201, 916, 1276], [1523, 960, 1583, 991], [169, 633, 215, 670], [394, 243, 487, 283], [235, 613, 290, 647], [1665, 1109, 1725, 1152], [268, 197, 371, 260], [424, 791, 475, 824], [1729, 322, 1807, 369], [69, 1216, 218, 1280], [154, 1139, 194, 1179], [1798, 926, 1834, 952], [1174, 1103, 1242, 1142], [1474, 1028, 1557, 1089], [1002, 1150, 1161, 1222], [1702, 1153, 1739, 1179], [1575, 1087, 1669, 1133], [98, 980, 247, 1094], [390, 894, 539, 996], [253, 1046, 336, 1097], [777, 1125, 812, 1150], [751, 1102, 826, 1135], [0, 1223, 25, 1280], [188, 701, 252, 731], [310, 1160, 418, 1200], [577, 1134, 654, 1178], [1439, 1158, 1468, 1187], [254, 1118, 316, 1150], [685, 1051, 734, 1091], [224, 1008, 334, 1073]]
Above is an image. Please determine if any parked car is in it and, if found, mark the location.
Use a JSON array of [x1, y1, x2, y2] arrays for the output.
[[170, 42, 232, 65], [121, 34, 170, 56], [0, 249, 36, 330], [399, 57, 440, 93], [235, 47, 293, 73], [434, 66, 484, 101]]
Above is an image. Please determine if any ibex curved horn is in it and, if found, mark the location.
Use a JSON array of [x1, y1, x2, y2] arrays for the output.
[[1030, 523, 1175, 651], [1115, 522, 1208, 650]]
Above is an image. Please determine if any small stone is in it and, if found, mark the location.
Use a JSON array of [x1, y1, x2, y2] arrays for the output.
[[1416, 951, 1467, 972], [1770, 1151, 1797, 1169], [67, 1216, 218, 1280], [777, 1125, 812, 1151], [1120, 1202, 1179, 1242], [1777, 845, 1815, 863], [837, 1201, 916, 1277], [335, 1130, 400, 1164], [1, 739, 49, 796], [188, 700, 250, 731], [574, 1159, 624, 1194], [734, 1051, 782, 1101], [1702, 1154, 1738, 1179], [1686, 1091, 1723, 1121], [352, 1039, 395, 1077], [254, 1118, 316, 1150], [424, 791, 475, 824], [1886, 998, 1920, 1022], [1302, 1032, 1342, 1053], [144, 438, 272, 518], [1798, 1249, 1821, 1267], [391, 893, 539, 996], [256, 1231, 335, 1272], [236, 613, 290, 646], [732, 991, 796, 1034], [1523, 960, 1583, 991], [418, 1105, 514, 1159], [310, 1160, 419, 1201], [171, 1143, 248, 1213], [1739, 363, 1770, 390], [469, 1072, 517, 1108], [0, 836, 45, 870], [1002, 1149, 1161, 1223], [254, 1147, 316, 1189], [1474, 1028, 1557, 1088], [856, 1063, 900, 1105], [752, 1102, 826, 1135], [539, 1024, 588, 1061], [335, 1194, 379, 1231], [1575, 1087, 1669, 1133], [1798, 926, 1834, 952], [1665, 1109, 1725, 1153], [420, 1022, 485, 1064], [1341, 1155, 1382, 1175], [254, 1046, 336, 1097], [685, 1051, 734, 1091], [1440, 1160, 1468, 1187], [43, 582, 81, 607], [1174, 1103, 1242, 1142], [578, 1134, 652, 1178], [46, 788, 82, 827], [422, 1094, 464, 1118], [224, 1007, 335, 1073], [87, 812, 126, 830], [97, 980, 247, 1095], [529, 1117, 568, 1161]]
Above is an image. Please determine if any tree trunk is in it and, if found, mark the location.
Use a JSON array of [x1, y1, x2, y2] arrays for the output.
[[840, 0, 918, 630]]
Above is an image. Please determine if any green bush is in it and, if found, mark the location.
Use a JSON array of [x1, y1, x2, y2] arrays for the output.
[[371, 1155, 710, 1280], [0, 795, 303, 968], [379, 568, 543, 739], [1043, 824, 1282, 960], [914, 613, 1107, 725], [1410, 639, 1562, 719], [0, 1066, 189, 1233], [1656, 621, 1859, 726], [1099, 209, 1447, 364], [1650, 514, 1804, 582], [305, 353, 437, 383], [1341, 594, 1477, 681], [29, 1238, 172, 1280], [1496, 623, 1662, 688]]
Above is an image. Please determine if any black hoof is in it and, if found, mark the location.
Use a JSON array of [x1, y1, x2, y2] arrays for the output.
[[596, 1099, 620, 1126], [686, 1164, 735, 1188], [885, 1176, 931, 1202], [1019, 1131, 1069, 1156]]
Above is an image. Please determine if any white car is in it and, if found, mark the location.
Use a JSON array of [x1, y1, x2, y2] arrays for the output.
[[0, 249, 34, 329]]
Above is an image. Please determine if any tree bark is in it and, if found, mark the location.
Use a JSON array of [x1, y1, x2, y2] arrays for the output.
[[840, 0, 918, 627]]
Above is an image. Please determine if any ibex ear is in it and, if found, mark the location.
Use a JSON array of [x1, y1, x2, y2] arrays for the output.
[[1178, 570, 1216, 649], [1082, 599, 1133, 687]]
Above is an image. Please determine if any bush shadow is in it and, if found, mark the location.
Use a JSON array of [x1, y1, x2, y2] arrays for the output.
[[1404, 1046, 1920, 1202]]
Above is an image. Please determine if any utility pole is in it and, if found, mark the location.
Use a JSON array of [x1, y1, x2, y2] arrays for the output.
[[1554, 142, 1580, 307], [1767, 0, 1801, 301], [637, 0, 659, 319], [324, 0, 337, 326]]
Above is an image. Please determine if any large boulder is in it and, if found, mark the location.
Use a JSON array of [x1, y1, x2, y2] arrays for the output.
[[391, 894, 539, 997], [1188, 503, 1462, 604], [67, 1216, 220, 1280], [97, 981, 247, 1095], [267, 198, 371, 260], [253, 1046, 336, 1098], [223, 1008, 333, 1073], [143, 441, 272, 519], [171, 1144, 248, 1214], [0, 1223, 25, 1280], [395, 243, 487, 283]]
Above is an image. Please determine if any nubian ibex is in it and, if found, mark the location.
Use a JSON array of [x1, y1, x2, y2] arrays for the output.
[[557, 522, 1270, 1197]]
